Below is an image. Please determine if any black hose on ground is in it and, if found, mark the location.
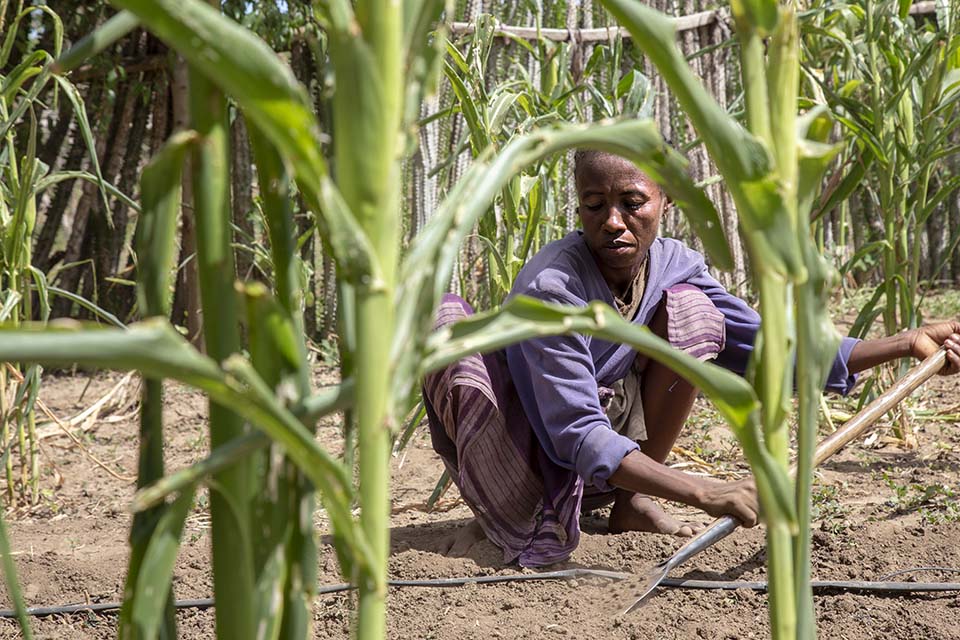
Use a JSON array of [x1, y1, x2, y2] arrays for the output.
[[3, 568, 959, 619]]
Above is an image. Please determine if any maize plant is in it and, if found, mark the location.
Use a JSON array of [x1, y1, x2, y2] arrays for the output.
[[0, 2, 827, 640], [805, 0, 960, 338], [600, 0, 847, 637], [0, 4, 126, 505]]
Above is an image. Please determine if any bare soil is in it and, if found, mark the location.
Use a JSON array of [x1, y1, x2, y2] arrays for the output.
[[1, 355, 960, 639]]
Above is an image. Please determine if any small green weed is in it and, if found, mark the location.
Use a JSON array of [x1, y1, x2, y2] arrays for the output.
[[811, 482, 851, 535], [881, 471, 960, 524]]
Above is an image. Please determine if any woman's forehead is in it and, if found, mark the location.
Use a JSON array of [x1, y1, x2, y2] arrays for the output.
[[575, 153, 655, 190]]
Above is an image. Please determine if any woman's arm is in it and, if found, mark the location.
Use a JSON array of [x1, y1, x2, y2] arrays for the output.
[[609, 450, 759, 526], [847, 322, 960, 374]]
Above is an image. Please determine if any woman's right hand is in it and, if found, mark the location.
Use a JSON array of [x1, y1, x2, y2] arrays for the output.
[[695, 478, 760, 527]]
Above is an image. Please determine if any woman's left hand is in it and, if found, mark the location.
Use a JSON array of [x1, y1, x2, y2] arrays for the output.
[[909, 321, 960, 375]]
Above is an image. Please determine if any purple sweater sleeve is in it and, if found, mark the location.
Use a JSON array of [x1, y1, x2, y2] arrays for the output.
[[687, 269, 861, 395], [506, 312, 639, 491]]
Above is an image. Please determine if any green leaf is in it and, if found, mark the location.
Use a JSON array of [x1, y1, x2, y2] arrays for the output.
[[1, 51, 46, 103], [136, 131, 198, 317], [402, 0, 450, 138], [54, 10, 139, 73], [474, 234, 512, 298], [838, 79, 863, 99], [600, 0, 773, 184], [111, 0, 378, 287], [444, 61, 491, 155], [34, 170, 140, 213], [42, 285, 126, 328], [810, 151, 873, 223], [421, 295, 759, 430], [53, 75, 112, 220], [394, 119, 730, 404], [796, 107, 842, 221], [0, 321, 368, 555], [0, 291, 22, 322], [131, 433, 265, 513], [0, 478, 33, 639], [0, 5, 62, 68], [128, 488, 194, 640]]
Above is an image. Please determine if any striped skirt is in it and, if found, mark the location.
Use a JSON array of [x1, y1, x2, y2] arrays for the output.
[[422, 285, 725, 567]]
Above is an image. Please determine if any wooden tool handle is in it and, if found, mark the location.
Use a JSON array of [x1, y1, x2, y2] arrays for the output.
[[625, 347, 949, 613], [810, 347, 947, 468]]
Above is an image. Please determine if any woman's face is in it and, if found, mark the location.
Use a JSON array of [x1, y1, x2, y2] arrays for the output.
[[576, 152, 666, 294]]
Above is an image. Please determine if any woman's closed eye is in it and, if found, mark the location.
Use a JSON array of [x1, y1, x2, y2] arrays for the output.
[[583, 201, 605, 212]]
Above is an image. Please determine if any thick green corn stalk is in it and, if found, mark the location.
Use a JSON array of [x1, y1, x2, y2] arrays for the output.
[[187, 7, 256, 634], [247, 122, 316, 638], [325, 0, 404, 635], [118, 131, 195, 640]]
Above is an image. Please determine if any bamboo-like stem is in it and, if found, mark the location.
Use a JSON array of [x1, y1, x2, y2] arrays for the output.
[[188, 8, 255, 634], [0, 368, 12, 502], [766, 520, 797, 640], [247, 123, 316, 638], [354, 292, 394, 640], [793, 259, 838, 640], [342, 1, 404, 637], [768, 8, 798, 210], [866, 0, 899, 337], [741, 7, 798, 639], [757, 272, 791, 465], [896, 91, 915, 332], [119, 380, 176, 640], [755, 270, 796, 640], [738, 29, 772, 151]]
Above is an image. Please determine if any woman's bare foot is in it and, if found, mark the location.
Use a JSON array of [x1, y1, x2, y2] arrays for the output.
[[608, 492, 703, 537], [441, 519, 487, 557]]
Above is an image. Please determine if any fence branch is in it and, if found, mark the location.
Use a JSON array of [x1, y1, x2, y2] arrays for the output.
[[448, 1, 937, 41]]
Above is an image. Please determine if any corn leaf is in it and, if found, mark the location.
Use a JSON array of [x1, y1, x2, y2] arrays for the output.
[[34, 170, 140, 213], [599, 0, 772, 184], [395, 119, 729, 399], [600, 0, 808, 279], [42, 286, 126, 328], [125, 488, 194, 640], [53, 75, 112, 219], [136, 131, 198, 317], [130, 380, 354, 513], [402, 0, 450, 135], [111, 0, 378, 286], [26, 267, 50, 323], [421, 295, 758, 430], [0, 5, 62, 68], [54, 10, 139, 74], [0, 321, 369, 567]]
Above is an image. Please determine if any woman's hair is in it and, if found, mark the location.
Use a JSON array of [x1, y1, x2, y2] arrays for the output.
[[573, 139, 676, 177]]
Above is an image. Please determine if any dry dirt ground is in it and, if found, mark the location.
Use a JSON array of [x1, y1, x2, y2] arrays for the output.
[[1, 336, 960, 638]]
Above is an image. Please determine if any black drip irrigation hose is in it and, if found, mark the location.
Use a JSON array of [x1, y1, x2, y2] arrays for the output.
[[3, 568, 960, 619]]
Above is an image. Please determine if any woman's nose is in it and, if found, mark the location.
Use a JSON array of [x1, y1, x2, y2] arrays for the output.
[[602, 207, 627, 232]]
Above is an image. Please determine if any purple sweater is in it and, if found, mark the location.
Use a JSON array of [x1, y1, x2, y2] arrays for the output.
[[505, 232, 859, 491]]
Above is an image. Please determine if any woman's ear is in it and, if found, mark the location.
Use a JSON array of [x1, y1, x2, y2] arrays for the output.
[[660, 188, 673, 213]]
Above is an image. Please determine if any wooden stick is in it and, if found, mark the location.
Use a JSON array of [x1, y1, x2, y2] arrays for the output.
[[622, 347, 949, 614], [448, 2, 937, 42], [809, 348, 947, 469]]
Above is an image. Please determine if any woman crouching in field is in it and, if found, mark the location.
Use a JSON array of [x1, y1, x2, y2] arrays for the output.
[[422, 150, 960, 567]]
